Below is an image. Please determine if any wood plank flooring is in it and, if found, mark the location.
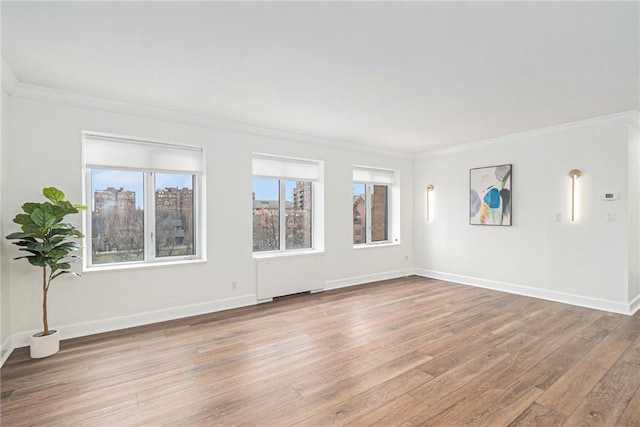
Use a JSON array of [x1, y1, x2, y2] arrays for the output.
[[2, 276, 640, 426]]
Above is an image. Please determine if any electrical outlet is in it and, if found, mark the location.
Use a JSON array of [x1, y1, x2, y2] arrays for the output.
[[231, 281, 238, 291]]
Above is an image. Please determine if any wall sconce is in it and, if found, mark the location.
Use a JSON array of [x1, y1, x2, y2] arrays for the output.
[[426, 185, 434, 221], [569, 169, 582, 222]]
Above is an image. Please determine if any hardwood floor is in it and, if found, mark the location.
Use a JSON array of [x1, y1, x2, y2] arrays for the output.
[[2, 276, 640, 426]]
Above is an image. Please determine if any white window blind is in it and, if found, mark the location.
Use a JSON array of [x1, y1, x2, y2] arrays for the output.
[[353, 166, 395, 184], [83, 133, 204, 174], [252, 154, 320, 181]]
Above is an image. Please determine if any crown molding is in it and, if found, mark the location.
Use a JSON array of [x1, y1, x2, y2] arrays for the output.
[[630, 110, 640, 131], [4, 57, 635, 161], [0, 60, 412, 160], [1, 59, 19, 94], [416, 110, 640, 159]]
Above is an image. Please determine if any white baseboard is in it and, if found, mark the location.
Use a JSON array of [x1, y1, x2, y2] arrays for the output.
[[3, 269, 415, 363], [9, 294, 257, 350], [629, 294, 640, 315], [5, 267, 632, 367], [325, 269, 410, 291], [1, 336, 13, 367], [415, 269, 634, 315]]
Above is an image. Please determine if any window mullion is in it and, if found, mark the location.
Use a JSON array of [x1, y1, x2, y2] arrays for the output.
[[145, 172, 155, 261], [385, 186, 390, 241], [279, 180, 286, 251], [366, 184, 372, 243], [192, 174, 200, 259], [84, 168, 93, 268]]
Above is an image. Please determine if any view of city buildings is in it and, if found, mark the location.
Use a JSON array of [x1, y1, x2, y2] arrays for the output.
[[253, 180, 312, 251], [252, 179, 389, 251], [94, 179, 387, 260], [92, 186, 194, 263], [371, 185, 389, 241], [155, 187, 195, 256], [353, 195, 365, 244], [352, 184, 389, 244]]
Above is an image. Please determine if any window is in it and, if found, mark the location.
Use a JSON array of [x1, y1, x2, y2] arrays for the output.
[[83, 133, 204, 268], [353, 166, 398, 246], [253, 154, 323, 253]]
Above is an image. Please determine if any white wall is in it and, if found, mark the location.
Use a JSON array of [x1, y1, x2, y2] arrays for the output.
[[629, 120, 640, 303], [3, 95, 414, 342], [1, 89, 10, 360], [3, 83, 637, 360], [414, 115, 635, 313]]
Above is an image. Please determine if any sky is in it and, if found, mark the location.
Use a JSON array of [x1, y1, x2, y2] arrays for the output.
[[252, 178, 299, 202]]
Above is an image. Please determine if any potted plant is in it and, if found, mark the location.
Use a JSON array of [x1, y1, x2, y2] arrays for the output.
[[5, 187, 86, 358]]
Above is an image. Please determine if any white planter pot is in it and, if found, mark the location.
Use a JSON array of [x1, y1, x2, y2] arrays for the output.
[[30, 329, 60, 358]]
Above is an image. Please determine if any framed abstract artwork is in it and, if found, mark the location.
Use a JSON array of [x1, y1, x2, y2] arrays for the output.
[[469, 164, 512, 226]]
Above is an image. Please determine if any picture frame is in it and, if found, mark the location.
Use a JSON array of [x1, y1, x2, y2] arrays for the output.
[[469, 164, 512, 226]]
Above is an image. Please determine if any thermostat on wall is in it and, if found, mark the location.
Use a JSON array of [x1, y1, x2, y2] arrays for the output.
[[602, 192, 618, 201]]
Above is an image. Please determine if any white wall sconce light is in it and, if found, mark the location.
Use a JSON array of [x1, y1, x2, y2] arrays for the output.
[[426, 184, 434, 221], [569, 169, 582, 222]]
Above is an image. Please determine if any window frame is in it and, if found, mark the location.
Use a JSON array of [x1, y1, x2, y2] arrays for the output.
[[252, 153, 324, 257], [82, 132, 205, 271], [353, 182, 391, 245], [352, 166, 400, 248], [253, 178, 316, 254]]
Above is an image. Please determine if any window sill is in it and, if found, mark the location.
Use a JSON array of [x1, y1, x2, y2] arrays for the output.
[[253, 249, 324, 260], [353, 241, 401, 250], [84, 257, 206, 273]]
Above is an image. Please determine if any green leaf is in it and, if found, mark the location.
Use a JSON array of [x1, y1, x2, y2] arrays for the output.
[[13, 216, 31, 227], [14, 213, 35, 226], [55, 201, 79, 215], [51, 271, 80, 281], [5, 232, 34, 240], [52, 242, 79, 253], [48, 250, 67, 260], [49, 249, 80, 261], [49, 224, 84, 239], [13, 239, 38, 247], [39, 203, 67, 224], [50, 205, 68, 222], [26, 256, 47, 267], [50, 223, 76, 233], [43, 187, 65, 203], [16, 249, 41, 256], [24, 241, 55, 252], [44, 257, 58, 267], [21, 222, 44, 237], [7, 187, 86, 278], [55, 262, 72, 270], [71, 229, 85, 238], [30, 207, 58, 229], [21, 202, 40, 214], [49, 236, 66, 245]]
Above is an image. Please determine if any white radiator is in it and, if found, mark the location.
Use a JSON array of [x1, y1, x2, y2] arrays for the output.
[[256, 254, 324, 301]]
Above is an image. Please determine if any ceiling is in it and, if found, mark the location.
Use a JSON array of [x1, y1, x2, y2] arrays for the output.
[[2, 1, 639, 154]]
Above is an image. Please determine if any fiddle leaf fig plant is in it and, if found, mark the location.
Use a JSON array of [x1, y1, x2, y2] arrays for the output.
[[5, 187, 87, 336]]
